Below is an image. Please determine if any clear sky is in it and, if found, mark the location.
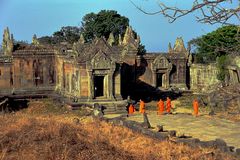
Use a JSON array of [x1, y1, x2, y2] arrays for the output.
[[0, 0, 238, 52]]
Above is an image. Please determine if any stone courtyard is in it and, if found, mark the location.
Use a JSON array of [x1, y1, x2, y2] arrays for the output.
[[127, 112, 240, 149]]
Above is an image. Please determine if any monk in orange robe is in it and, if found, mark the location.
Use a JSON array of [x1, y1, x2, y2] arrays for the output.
[[128, 104, 135, 114], [139, 99, 145, 114], [193, 99, 199, 116], [166, 97, 172, 113], [157, 99, 164, 115]]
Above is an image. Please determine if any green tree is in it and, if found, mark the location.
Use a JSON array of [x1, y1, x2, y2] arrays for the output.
[[216, 55, 229, 81], [81, 10, 129, 42], [38, 26, 81, 45], [189, 25, 239, 81], [189, 25, 239, 63], [37, 10, 146, 54]]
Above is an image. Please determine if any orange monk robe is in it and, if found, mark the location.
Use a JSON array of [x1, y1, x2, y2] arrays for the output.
[[128, 104, 135, 114], [157, 99, 164, 115], [139, 100, 145, 113], [193, 99, 199, 116], [166, 97, 171, 113]]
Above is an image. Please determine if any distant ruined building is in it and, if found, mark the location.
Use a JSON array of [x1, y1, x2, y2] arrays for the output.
[[0, 27, 239, 112]]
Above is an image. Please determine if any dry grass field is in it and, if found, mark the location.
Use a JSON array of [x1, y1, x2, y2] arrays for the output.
[[0, 99, 238, 160]]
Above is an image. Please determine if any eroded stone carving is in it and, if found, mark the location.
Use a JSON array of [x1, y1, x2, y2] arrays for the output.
[[32, 34, 40, 46], [118, 34, 122, 45], [91, 51, 111, 69], [78, 34, 85, 44], [107, 32, 115, 46], [173, 37, 187, 53], [2, 27, 13, 56], [152, 55, 172, 70]]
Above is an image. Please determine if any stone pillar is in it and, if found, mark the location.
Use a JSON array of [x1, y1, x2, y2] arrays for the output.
[[114, 66, 123, 100], [166, 71, 170, 88], [108, 71, 114, 100], [43, 63, 47, 86], [162, 73, 166, 88], [88, 70, 94, 101], [152, 70, 156, 87]]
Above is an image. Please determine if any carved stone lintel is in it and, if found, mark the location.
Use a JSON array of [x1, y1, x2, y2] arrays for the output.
[[91, 51, 112, 69]]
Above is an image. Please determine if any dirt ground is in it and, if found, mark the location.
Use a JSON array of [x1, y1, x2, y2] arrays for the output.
[[127, 111, 240, 149]]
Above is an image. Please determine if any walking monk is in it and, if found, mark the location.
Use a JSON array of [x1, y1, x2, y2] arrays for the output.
[[128, 103, 135, 114], [139, 99, 145, 114], [157, 99, 164, 115], [193, 99, 199, 116], [166, 97, 172, 113]]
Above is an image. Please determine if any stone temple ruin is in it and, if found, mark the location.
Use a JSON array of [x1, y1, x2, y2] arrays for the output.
[[0, 26, 239, 113]]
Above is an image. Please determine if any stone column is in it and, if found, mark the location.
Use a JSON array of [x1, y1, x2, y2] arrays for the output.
[[162, 73, 166, 88], [166, 71, 170, 88], [108, 71, 114, 100], [152, 70, 156, 87], [114, 66, 123, 100], [88, 70, 94, 101], [43, 62, 48, 86]]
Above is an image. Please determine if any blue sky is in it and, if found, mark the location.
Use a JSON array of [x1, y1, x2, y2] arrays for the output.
[[0, 0, 238, 52]]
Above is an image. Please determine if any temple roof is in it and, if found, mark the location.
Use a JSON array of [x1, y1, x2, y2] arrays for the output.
[[73, 37, 123, 63]]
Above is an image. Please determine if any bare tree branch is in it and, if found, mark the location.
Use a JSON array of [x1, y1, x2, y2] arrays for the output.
[[129, 0, 240, 25]]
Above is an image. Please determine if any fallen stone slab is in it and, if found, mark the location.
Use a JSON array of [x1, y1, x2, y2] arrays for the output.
[[168, 130, 176, 137], [156, 125, 164, 132]]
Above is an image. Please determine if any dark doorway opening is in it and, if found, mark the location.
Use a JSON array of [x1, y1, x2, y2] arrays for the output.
[[94, 76, 104, 98], [156, 73, 163, 87]]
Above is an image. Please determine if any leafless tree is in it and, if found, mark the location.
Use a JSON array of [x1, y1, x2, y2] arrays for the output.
[[129, 0, 240, 25]]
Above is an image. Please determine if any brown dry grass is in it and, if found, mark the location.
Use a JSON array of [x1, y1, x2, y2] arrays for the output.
[[0, 100, 237, 160]]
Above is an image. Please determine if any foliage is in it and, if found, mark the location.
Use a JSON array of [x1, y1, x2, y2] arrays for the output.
[[81, 10, 129, 42], [37, 10, 146, 54], [13, 40, 29, 50], [189, 25, 239, 63], [14, 40, 29, 45], [38, 26, 81, 45], [138, 43, 146, 55], [216, 55, 229, 81], [38, 36, 53, 45]]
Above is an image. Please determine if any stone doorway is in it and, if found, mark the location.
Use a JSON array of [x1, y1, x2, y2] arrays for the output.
[[156, 73, 164, 87], [151, 55, 172, 89], [94, 76, 104, 98]]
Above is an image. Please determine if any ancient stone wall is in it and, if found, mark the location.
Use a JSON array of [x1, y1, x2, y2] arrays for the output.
[[133, 54, 188, 91], [169, 58, 188, 89], [55, 55, 90, 99], [0, 62, 12, 91], [138, 55, 154, 86], [190, 63, 219, 92], [0, 50, 56, 95]]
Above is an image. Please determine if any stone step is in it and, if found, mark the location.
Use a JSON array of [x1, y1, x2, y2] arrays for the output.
[[71, 104, 127, 114]]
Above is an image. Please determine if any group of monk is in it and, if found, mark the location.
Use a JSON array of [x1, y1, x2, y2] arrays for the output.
[[128, 97, 199, 116], [128, 99, 145, 114], [157, 97, 199, 116], [157, 97, 172, 115]]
